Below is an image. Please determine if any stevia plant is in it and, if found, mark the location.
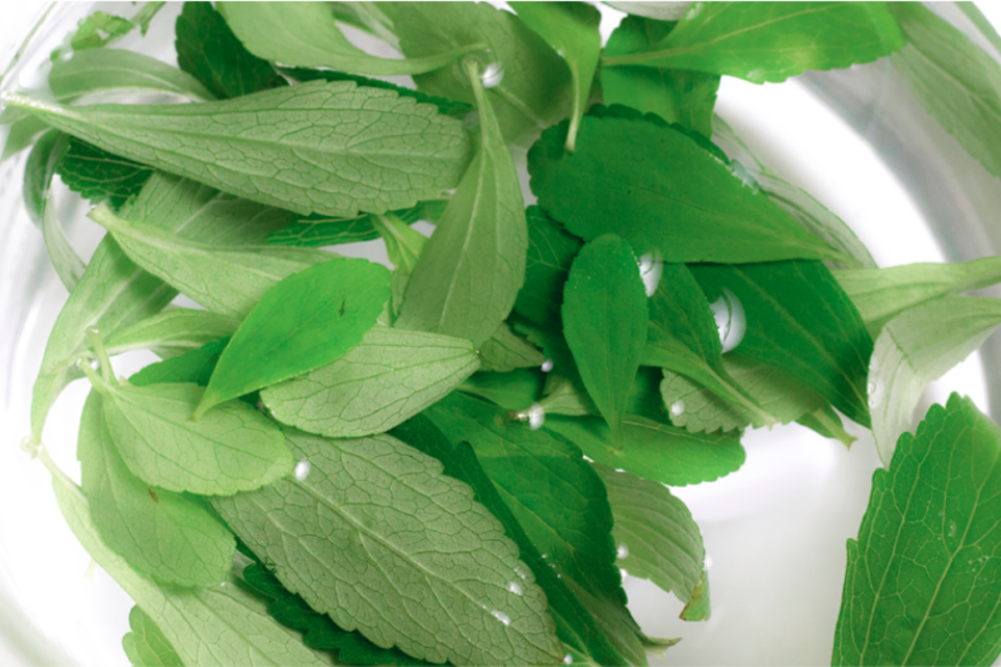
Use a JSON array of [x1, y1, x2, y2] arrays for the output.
[[3, 2, 1001, 665]]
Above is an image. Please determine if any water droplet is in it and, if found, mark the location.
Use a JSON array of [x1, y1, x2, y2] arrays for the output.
[[948, 521, 957, 538], [541, 553, 549, 559], [867, 379, 884, 410], [294, 459, 311, 482], [86, 326, 102, 336], [514, 403, 546, 430], [710, 288, 746, 353], [541, 359, 554, 373], [616, 544, 629, 559], [507, 581, 523, 596], [491, 610, 511, 626], [670, 400, 685, 417], [514, 567, 527, 580], [564, 654, 573, 665], [637, 249, 664, 297]]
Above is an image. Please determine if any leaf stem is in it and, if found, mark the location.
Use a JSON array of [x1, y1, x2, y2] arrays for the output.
[[85, 327, 116, 384]]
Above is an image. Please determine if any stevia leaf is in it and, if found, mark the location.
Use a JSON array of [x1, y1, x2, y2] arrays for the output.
[[544, 414, 745, 487], [42, 193, 88, 294], [690, 260, 873, 427], [593, 464, 706, 613], [513, 206, 583, 330], [265, 199, 447, 248], [280, 67, 473, 118], [52, 476, 329, 667], [130, 338, 230, 388], [261, 326, 479, 437], [102, 309, 240, 360], [957, 2, 1001, 56], [833, 394, 1001, 667], [395, 60, 527, 348], [219, 1, 484, 77], [85, 371, 292, 495], [890, 2, 1001, 179], [601, 15, 720, 138], [6, 80, 474, 218], [460, 368, 544, 412], [60, 11, 136, 55], [796, 404, 857, 448], [78, 391, 235, 587], [89, 204, 336, 320], [384, 1, 573, 145], [479, 322, 547, 373], [30, 173, 292, 442], [869, 297, 1001, 465], [605, 3, 693, 21], [834, 257, 1001, 336], [528, 112, 848, 263], [55, 137, 152, 210], [121, 606, 182, 667], [603, 2, 905, 84], [23, 130, 68, 227], [211, 428, 564, 666], [510, 1, 602, 151], [174, 1, 286, 100], [49, 48, 214, 103], [1, 115, 50, 161], [562, 234, 648, 438], [194, 258, 389, 417], [391, 415, 625, 666]]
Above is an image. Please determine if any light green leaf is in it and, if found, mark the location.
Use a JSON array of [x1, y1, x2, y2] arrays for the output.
[[833, 394, 1001, 667], [511, 2, 602, 151], [593, 464, 706, 612], [121, 606, 182, 667], [31, 140, 86, 291], [261, 326, 479, 437], [604, 2, 692, 21], [1, 114, 50, 162], [890, 2, 1001, 179], [23, 130, 67, 228], [102, 309, 241, 359], [479, 322, 546, 373], [396, 60, 527, 348], [52, 476, 329, 667], [603, 2, 904, 84], [834, 257, 1001, 335], [89, 204, 336, 320], [869, 297, 1001, 465], [211, 429, 563, 666], [6, 80, 473, 218], [218, 2, 484, 76], [563, 234, 648, 438], [49, 48, 214, 103], [194, 258, 389, 417], [78, 391, 235, 587]]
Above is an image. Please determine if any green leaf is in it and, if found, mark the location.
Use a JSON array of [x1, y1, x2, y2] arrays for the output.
[[511, 2, 602, 151], [833, 394, 1001, 667], [63, 11, 136, 54], [265, 199, 447, 248], [121, 606, 182, 667], [544, 414, 745, 486], [601, 15, 720, 138], [528, 111, 849, 263], [384, 1, 573, 145], [211, 428, 564, 666], [603, 2, 905, 84], [49, 47, 214, 103], [796, 404, 857, 448], [260, 326, 479, 437], [562, 234, 648, 437], [593, 464, 707, 613], [130, 338, 230, 388], [51, 476, 329, 667], [218, 1, 485, 77], [103, 309, 241, 359], [174, 1, 287, 100], [1, 115, 50, 161], [834, 257, 1001, 335], [55, 137, 152, 210], [395, 60, 527, 348], [513, 206, 583, 330], [890, 2, 1001, 179], [479, 322, 547, 373], [460, 368, 544, 412], [89, 204, 336, 320], [869, 297, 1001, 465], [194, 258, 389, 417], [6, 80, 474, 218], [604, 2, 692, 21], [84, 370, 292, 496], [78, 391, 235, 587], [23, 130, 68, 227], [690, 260, 873, 427]]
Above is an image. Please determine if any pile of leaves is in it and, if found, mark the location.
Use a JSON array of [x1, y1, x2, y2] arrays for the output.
[[4, 2, 1001, 665]]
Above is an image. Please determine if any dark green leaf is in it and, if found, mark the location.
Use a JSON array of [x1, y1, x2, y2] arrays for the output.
[[601, 15, 720, 138], [513, 206, 584, 330], [194, 258, 389, 416], [603, 2, 905, 83], [175, 1, 286, 100], [690, 260, 873, 427], [528, 112, 849, 263], [55, 137, 152, 210], [460, 368, 544, 412], [562, 234, 648, 437], [265, 200, 447, 248], [121, 606, 182, 667], [833, 394, 1001, 667], [129, 337, 230, 388]]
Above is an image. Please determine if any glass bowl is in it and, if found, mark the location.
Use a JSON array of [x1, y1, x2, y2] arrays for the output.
[[1, 3, 1000, 665]]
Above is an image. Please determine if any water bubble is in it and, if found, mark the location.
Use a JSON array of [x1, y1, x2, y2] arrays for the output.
[[507, 581, 523, 596], [515, 403, 546, 430], [670, 400, 685, 417], [637, 249, 664, 297], [948, 521, 957, 538], [479, 61, 505, 88], [542, 553, 549, 559], [710, 289, 746, 353], [616, 544, 629, 559], [85, 326, 102, 336], [541, 359, 554, 373], [564, 654, 573, 665], [491, 610, 511, 626], [294, 459, 311, 482], [867, 379, 884, 410], [514, 567, 527, 580]]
